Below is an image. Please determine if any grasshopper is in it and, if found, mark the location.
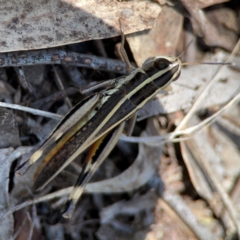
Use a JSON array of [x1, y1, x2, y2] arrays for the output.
[[15, 25, 185, 218]]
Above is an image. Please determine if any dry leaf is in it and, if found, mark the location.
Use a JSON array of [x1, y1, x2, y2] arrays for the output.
[[192, 0, 230, 9], [0, 148, 15, 240], [127, 5, 183, 66], [181, 0, 237, 51], [160, 190, 218, 240], [211, 117, 240, 191], [181, 140, 213, 201], [0, 108, 20, 148], [0, 0, 161, 52], [23, 65, 45, 86], [0, 80, 15, 100]]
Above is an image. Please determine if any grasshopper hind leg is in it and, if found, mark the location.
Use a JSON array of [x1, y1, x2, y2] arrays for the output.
[[62, 122, 125, 218], [118, 19, 135, 72]]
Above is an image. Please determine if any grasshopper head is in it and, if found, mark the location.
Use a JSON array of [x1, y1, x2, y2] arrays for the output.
[[142, 56, 182, 82]]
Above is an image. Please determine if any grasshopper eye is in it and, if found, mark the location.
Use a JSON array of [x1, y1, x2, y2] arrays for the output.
[[142, 57, 172, 72], [155, 58, 171, 70]]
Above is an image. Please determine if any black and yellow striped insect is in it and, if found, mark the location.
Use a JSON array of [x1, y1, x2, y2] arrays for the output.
[[16, 52, 181, 218]]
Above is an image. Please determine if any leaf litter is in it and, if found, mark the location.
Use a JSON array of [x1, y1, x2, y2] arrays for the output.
[[0, 0, 240, 239]]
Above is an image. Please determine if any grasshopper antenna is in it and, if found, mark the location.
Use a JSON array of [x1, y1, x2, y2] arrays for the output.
[[177, 39, 194, 59], [182, 61, 233, 66]]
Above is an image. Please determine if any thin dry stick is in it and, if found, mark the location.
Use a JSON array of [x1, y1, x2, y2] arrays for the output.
[[0, 102, 63, 120], [14, 67, 35, 94], [52, 66, 72, 109], [120, 91, 240, 145], [1, 187, 72, 221], [30, 87, 79, 109], [0, 48, 128, 74], [26, 212, 34, 240]]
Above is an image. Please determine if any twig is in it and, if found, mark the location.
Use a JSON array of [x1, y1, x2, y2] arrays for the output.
[[52, 66, 72, 108], [0, 102, 62, 120], [120, 91, 240, 145], [0, 48, 128, 74], [30, 87, 79, 109]]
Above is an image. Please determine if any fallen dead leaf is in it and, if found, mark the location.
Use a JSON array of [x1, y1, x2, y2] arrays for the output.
[[0, 108, 20, 148], [0, 148, 15, 240], [127, 5, 183, 66], [0, 0, 161, 52]]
